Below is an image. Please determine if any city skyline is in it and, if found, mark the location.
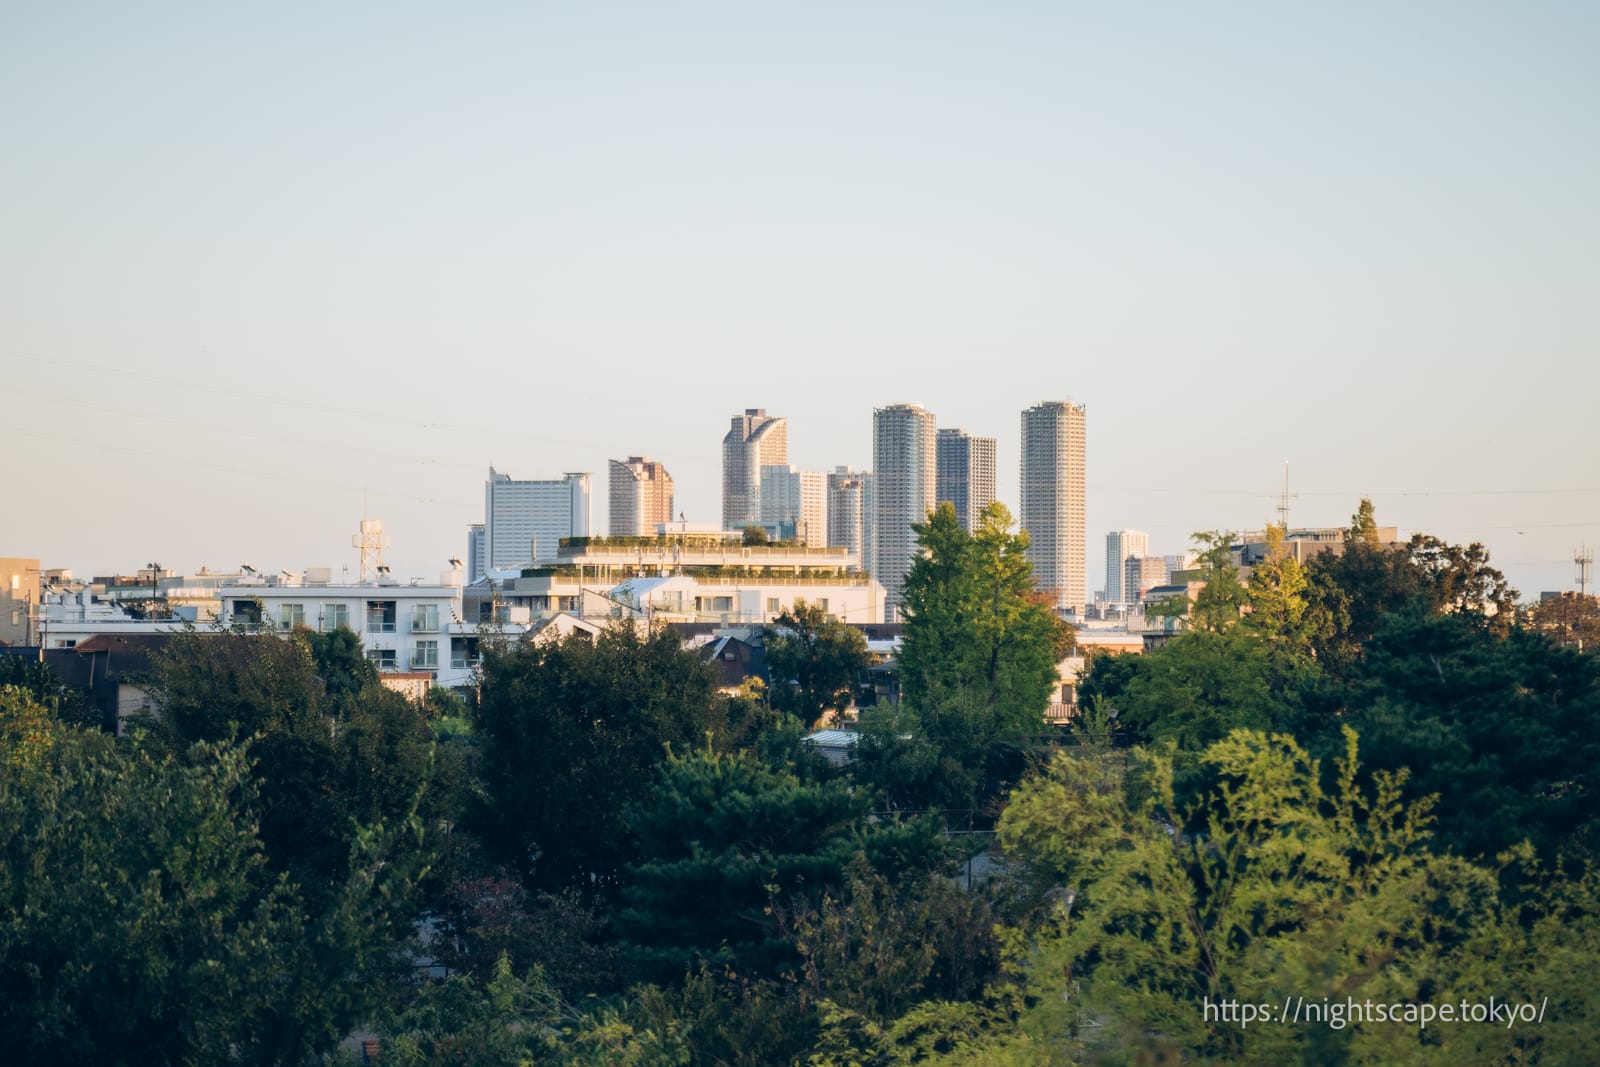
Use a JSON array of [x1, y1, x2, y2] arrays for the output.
[[2, 5, 1595, 599]]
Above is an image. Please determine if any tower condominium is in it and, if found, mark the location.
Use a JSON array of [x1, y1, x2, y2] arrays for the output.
[[609, 456, 675, 537], [872, 403, 937, 622], [1019, 401, 1087, 615], [484, 468, 592, 571], [935, 428, 997, 532], [722, 408, 788, 530], [1104, 529, 1149, 604]]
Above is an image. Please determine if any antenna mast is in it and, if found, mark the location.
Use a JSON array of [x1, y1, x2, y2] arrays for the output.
[[1578, 547, 1594, 597], [353, 517, 390, 583]]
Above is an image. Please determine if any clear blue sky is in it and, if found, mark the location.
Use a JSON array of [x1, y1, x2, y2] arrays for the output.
[[3, 1, 1596, 596]]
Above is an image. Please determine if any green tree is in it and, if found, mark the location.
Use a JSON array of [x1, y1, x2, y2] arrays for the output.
[[0, 656, 99, 730], [473, 621, 728, 892], [615, 746, 950, 984], [764, 599, 870, 727], [899, 503, 1063, 722], [0, 727, 428, 1064], [1334, 606, 1600, 860], [994, 728, 1556, 1065], [1522, 591, 1600, 653], [1188, 529, 1249, 631], [146, 628, 451, 907]]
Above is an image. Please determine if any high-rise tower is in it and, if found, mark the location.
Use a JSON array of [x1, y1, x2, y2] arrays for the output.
[[872, 403, 937, 622], [1104, 529, 1149, 605], [1020, 401, 1087, 614], [484, 468, 592, 570], [935, 428, 997, 532], [722, 409, 788, 530], [609, 456, 675, 537]]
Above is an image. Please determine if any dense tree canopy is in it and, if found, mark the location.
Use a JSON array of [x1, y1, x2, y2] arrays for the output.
[[472, 621, 729, 892], [764, 599, 870, 727]]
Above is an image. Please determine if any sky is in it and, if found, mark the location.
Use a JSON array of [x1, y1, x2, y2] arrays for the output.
[[3, 1, 1597, 598]]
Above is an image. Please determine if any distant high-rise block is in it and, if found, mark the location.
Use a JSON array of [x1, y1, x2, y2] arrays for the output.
[[1124, 554, 1170, 601], [467, 524, 486, 583], [484, 468, 592, 571], [1020, 400, 1087, 614], [722, 408, 788, 530], [609, 456, 675, 537], [827, 467, 873, 574], [935, 428, 997, 532], [873, 403, 937, 622], [760, 465, 828, 546], [1104, 529, 1149, 604]]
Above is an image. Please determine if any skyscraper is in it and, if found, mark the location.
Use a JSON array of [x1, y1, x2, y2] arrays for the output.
[[1124, 554, 1170, 601], [760, 465, 828, 546], [466, 524, 486, 583], [1104, 529, 1149, 604], [609, 456, 675, 537], [1020, 401, 1087, 614], [484, 468, 592, 571], [873, 403, 937, 622], [935, 428, 997, 532], [722, 408, 787, 530], [827, 467, 873, 574]]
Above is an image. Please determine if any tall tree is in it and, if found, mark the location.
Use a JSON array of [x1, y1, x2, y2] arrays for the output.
[[0, 726, 428, 1064], [1522, 592, 1600, 653], [473, 621, 727, 892], [615, 746, 949, 984], [764, 599, 870, 727], [898, 502, 1063, 727]]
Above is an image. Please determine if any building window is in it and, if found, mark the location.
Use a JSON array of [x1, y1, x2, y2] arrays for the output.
[[279, 603, 306, 631], [323, 603, 350, 632], [366, 648, 398, 671], [413, 640, 438, 669], [231, 599, 262, 626], [366, 600, 397, 633], [767, 597, 781, 615], [412, 603, 440, 633], [817, 598, 830, 614]]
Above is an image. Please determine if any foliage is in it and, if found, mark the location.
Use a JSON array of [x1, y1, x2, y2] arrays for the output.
[[472, 621, 727, 893], [743, 525, 770, 546], [0, 728, 429, 1064], [994, 729, 1554, 1064], [899, 502, 1063, 724], [146, 628, 453, 909], [765, 599, 871, 728], [616, 746, 950, 983], [0, 656, 99, 730], [435, 877, 621, 997], [1521, 591, 1600, 653], [1332, 607, 1600, 860]]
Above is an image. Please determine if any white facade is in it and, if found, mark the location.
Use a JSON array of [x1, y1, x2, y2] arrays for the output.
[[935, 428, 997, 533], [1124, 555, 1170, 600], [827, 468, 873, 578], [609, 574, 884, 625], [1104, 529, 1149, 604], [485, 468, 591, 570], [760, 465, 828, 546], [1020, 400, 1087, 615], [873, 403, 937, 622], [722, 408, 787, 529]]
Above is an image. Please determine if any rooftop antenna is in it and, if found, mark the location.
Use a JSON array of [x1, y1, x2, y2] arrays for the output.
[[1578, 547, 1594, 597], [353, 516, 390, 583], [1257, 462, 1297, 534]]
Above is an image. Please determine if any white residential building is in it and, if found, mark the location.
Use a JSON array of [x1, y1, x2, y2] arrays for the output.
[[760, 465, 828, 546], [873, 403, 937, 622], [484, 468, 592, 571], [1020, 400, 1087, 615], [1104, 529, 1149, 604], [827, 468, 874, 578], [935, 428, 997, 532]]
